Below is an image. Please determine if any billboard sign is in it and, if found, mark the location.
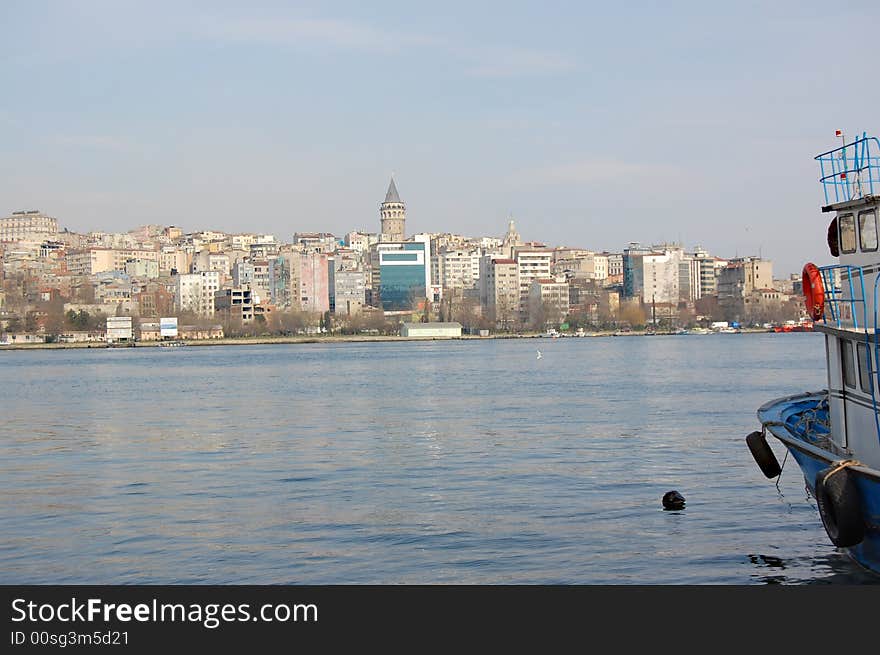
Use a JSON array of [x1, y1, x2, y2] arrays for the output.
[[160, 317, 178, 338]]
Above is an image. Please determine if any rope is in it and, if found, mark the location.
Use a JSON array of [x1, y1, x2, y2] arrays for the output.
[[775, 449, 788, 492], [820, 459, 863, 486]]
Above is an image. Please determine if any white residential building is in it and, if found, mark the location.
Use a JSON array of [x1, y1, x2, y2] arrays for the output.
[[175, 271, 220, 316], [514, 248, 553, 315], [438, 249, 482, 294]]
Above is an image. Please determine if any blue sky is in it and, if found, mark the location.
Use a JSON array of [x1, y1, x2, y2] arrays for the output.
[[2, 0, 879, 276]]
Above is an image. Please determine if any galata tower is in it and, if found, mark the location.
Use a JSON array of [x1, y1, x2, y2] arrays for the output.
[[379, 176, 405, 242]]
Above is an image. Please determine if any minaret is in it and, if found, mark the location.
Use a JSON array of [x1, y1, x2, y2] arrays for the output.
[[380, 176, 405, 242]]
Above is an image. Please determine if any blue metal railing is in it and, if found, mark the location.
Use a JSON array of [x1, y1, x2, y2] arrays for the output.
[[819, 264, 868, 329], [819, 263, 880, 445], [815, 132, 880, 205]]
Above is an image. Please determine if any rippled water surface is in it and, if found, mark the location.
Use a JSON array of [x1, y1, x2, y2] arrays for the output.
[[1, 333, 877, 583]]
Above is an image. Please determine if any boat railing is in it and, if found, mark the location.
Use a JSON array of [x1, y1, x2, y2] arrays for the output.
[[819, 264, 869, 330], [815, 132, 880, 205], [821, 264, 880, 447]]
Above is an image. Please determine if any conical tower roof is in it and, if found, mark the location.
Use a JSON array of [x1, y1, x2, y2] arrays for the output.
[[384, 177, 401, 204]]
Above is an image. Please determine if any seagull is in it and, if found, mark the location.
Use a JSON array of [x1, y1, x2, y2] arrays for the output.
[[536, 350, 543, 360]]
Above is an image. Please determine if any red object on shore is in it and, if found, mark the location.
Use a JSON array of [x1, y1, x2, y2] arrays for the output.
[[802, 262, 825, 321]]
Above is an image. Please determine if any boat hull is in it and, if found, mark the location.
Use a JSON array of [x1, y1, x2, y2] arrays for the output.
[[757, 392, 880, 575]]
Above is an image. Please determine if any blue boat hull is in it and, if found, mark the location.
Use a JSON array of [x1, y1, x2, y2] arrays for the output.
[[758, 392, 880, 575]]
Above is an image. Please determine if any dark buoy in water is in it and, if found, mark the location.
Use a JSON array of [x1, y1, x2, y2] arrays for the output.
[[662, 490, 685, 510]]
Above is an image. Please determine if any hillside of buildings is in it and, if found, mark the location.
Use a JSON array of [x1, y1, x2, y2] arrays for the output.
[[0, 186, 806, 345]]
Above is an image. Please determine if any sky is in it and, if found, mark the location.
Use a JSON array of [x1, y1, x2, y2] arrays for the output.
[[2, 0, 879, 277]]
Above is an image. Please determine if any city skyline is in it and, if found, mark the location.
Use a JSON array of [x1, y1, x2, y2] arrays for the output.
[[4, 1, 880, 277]]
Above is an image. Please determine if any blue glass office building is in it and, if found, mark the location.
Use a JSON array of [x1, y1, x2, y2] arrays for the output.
[[378, 242, 428, 311]]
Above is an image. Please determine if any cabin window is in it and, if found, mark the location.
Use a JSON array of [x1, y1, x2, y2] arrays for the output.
[[859, 210, 878, 252], [841, 339, 856, 388], [858, 342, 873, 393], [839, 214, 856, 254]]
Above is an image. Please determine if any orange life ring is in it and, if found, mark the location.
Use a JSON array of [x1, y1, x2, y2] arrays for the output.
[[803, 262, 824, 320]]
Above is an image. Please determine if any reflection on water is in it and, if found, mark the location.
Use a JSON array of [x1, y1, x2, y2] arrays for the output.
[[0, 334, 877, 583]]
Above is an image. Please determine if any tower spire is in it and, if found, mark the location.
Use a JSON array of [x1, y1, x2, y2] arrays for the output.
[[380, 175, 405, 242], [385, 176, 401, 204]]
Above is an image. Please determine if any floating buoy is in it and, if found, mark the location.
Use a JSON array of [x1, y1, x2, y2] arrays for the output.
[[815, 464, 864, 547], [746, 430, 781, 478], [662, 490, 685, 510]]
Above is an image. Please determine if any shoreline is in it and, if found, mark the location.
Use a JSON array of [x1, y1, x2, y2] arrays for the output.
[[0, 327, 799, 350]]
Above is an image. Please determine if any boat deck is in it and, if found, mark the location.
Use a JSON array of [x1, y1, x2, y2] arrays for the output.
[[758, 391, 853, 464]]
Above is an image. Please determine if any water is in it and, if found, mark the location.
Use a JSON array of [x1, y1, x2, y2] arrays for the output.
[[1, 333, 877, 584]]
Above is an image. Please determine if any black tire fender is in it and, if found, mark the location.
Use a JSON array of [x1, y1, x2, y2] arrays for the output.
[[746, 430, 781, 478], [815, 465, 865, 548]]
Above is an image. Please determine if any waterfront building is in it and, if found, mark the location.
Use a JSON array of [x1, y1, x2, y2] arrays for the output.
[[298, 251, 330, 313], [678, 253, 702, 302], [622, 243, 684, 304], [528, 277, 570, 328], [329, 252, 366, 315], [642, 247, 683, 305], [0, 210, 59, 243], [57, 330, 105, 343], [133, 283, 173, 318], [438, 248, 482, 295], [250, 259, 271, 302], [690, 247, 727, 298], [513, 246, 553, 316], [623, 243, 653, 300], [137, 321, 161, 341], [375, 241, 429, 312], [266, 251, 328, 312], [178, 324, 224, 340], [400, 322, 462, 338], [215, 287, 254, 323], [480, 257, 519, 329], [552, 250, 608, 282], [175, 271, 220, 316], [717, 256, 774, 320], [605, 252, 624, 281], [106, 316, 133, 343], [267, 255, 292, 307], [379, 177, 406, 243]]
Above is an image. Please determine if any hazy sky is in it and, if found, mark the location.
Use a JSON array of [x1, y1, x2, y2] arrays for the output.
[[3, 1, 879, 276]]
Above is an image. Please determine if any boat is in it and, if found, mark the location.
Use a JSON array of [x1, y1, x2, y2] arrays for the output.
[[158, 340, 187, 348], [746, 131, 880, 574]]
